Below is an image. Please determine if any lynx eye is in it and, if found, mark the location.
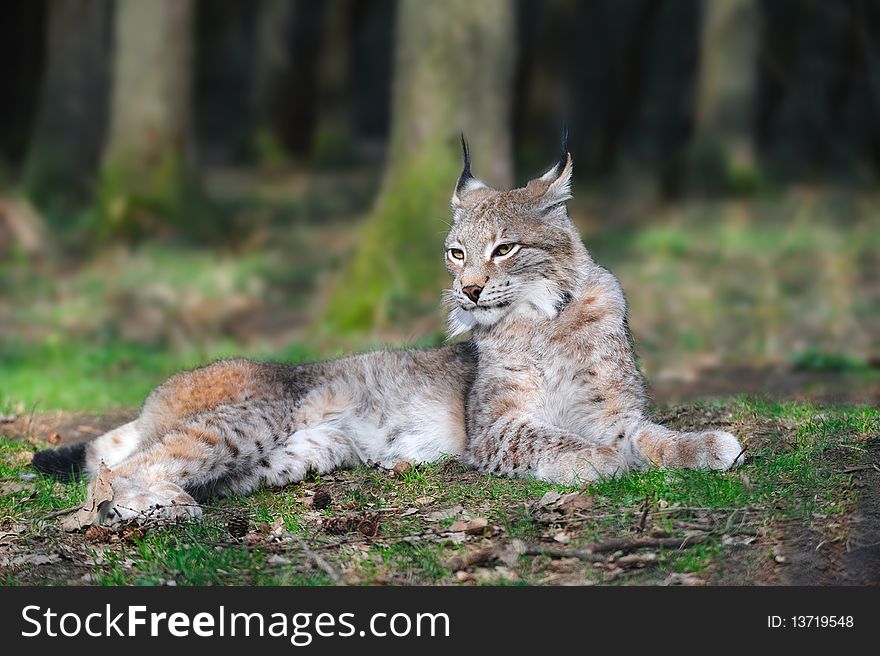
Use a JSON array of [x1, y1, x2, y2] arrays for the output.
[[493, 243, 515, 257], [448, 248, 465, 261]]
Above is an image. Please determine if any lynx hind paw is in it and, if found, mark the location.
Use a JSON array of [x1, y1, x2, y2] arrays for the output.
[[706, 431, 745, 470], [99, 481, 202, 525]]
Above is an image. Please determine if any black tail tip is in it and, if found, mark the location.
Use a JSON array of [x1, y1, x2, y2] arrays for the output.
[[31, 443, 87, 482]]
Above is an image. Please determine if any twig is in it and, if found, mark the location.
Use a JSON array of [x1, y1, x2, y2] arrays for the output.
[[446, 547, 498, 571], [587, 533, 708, 554], [636, 494, 651, 532], [289, 533, 345, 585], [841, 464, 878, 474], [26, 400, 40, 439], [524, 533, 707, 564], [523, 546, 607, 563]]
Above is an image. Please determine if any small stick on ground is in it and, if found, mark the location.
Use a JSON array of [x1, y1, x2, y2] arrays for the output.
[[589, 533, 708, 553], [446, 547, 498, 571], [290, 534, 345, 585], [636, 494, 652, 533]]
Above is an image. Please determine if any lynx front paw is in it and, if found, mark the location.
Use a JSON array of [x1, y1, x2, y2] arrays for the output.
[[704, 431, 745, 470], [99, 480, 202, 524]]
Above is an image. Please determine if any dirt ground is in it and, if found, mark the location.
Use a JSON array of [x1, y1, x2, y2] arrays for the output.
[[1, 382, 877, 587]]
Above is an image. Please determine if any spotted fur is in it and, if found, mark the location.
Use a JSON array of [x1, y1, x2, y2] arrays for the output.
[[33, 134, 743, 522]]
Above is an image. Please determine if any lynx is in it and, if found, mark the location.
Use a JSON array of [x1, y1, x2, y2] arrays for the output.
[[33, 132, 744, 523]]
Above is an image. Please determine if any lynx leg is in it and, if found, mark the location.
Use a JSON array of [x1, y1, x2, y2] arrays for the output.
[[97, 409, 362, 524], [629, 420, 745, 471], [467, 415, 630, 485]]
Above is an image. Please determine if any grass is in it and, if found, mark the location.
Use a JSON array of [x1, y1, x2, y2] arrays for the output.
[[0, 398, 875, 585]]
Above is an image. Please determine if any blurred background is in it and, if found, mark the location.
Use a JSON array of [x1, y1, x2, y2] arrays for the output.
[[0, 0, 878, 413]]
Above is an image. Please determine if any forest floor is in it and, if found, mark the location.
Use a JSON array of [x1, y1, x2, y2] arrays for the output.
[[1, 396, 878, 586], [1, 175, 878, 585]]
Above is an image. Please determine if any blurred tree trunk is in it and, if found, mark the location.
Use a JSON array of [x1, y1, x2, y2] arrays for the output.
[[251, 0, 296, 166], [98, 0, 209, 237], [23, 0, 110, 211], [689, 0, 760, 193], [324, 0, 515, 334], [311, 0, 357, 168]]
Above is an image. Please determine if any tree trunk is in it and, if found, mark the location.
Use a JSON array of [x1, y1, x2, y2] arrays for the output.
[[311, 0, 357, 168], [324, 0, 515, 334], [98, 0, 207, 236], [23, 0, 110, 211], [689, 0, 760, 193], [251, 0, 295, 166]]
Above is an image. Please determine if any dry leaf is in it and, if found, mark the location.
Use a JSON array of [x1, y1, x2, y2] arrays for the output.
[[60, 463, 114, 532], [392, 461, 413, 477], [555, 492, 594, 514], [0, 481, 31, 495], [0, 553, 61, 568], [449, 517, 489, 535], [498, 539, 527, 566], [662, 573, 706, 586], [427, 505, 463, 522], [537, 491, 562, 508], [414, 496, 435, 506], [553, 532, 571, 544]]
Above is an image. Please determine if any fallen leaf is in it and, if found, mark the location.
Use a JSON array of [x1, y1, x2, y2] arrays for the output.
[[270, 516, 286, 537], [392, 461, 413, 477], [449, 517, 489, 535], [662, 573, 705, 586], [498, 539, 527, 566], [0, 553, 60, 568], [537, 491, 562, 508], [427, 505, 463, 522], [267, 554, 291, 565], [401, 507, 419, 516], [555, 492, 594, 514], [60, 463, 114, 532], [553, 532, 571, 544], [414, 496, 435, 506], [0, 481, 31, 495]]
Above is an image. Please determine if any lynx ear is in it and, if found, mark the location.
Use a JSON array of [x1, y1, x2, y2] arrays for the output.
[[451, 134, 490, 209], [527, 127, 573, 210]]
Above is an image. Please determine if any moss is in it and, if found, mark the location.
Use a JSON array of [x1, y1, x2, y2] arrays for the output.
[[311, 126, 359, 170], [252, 129, 292, 172], [22, 143, 90, 215], [96, 147, 218, 241], [322, 140, 459, 334]]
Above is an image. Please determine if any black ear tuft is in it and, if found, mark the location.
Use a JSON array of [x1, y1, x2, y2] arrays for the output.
[[554, 125, 570, 177], [456, 133, 473, 195]]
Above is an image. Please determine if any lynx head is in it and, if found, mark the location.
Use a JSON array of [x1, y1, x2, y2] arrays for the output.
[[444, 130, 587, 337]]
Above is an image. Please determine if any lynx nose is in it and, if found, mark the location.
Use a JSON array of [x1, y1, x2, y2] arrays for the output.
[[462, 284, 483, 303]]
